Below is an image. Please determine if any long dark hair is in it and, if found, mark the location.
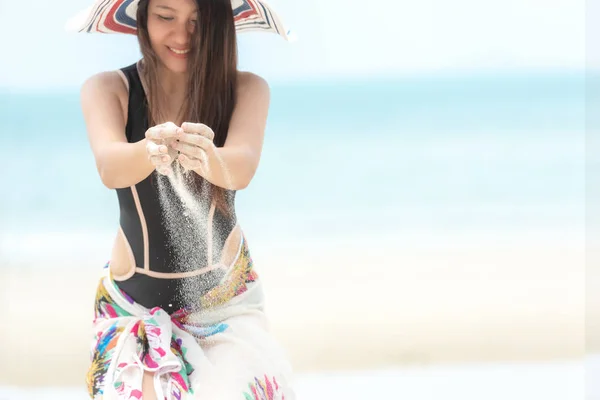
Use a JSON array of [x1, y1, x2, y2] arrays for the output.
[[136, 0, 238, 213]]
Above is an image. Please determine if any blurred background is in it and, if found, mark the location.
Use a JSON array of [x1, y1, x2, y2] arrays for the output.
[[0, 0, 594, 398]]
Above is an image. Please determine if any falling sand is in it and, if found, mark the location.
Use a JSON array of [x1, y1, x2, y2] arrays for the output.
[[155, 146, 236, 309]]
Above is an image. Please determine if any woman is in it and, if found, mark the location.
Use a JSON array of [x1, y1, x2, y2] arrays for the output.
[[73, 0, 295, 398]]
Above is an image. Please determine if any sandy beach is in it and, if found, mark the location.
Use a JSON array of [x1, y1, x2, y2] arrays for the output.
[[0, 231, 585, 387], [0, 360, 588, 400]]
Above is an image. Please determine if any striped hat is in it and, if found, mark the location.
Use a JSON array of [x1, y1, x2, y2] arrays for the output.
[[66, 0, 293, 41]]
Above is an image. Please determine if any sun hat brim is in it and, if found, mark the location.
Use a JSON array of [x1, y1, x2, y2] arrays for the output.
[[65, 0, 293, 41]]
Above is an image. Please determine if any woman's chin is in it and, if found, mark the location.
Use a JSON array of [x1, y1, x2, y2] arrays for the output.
[[159, 56, 188, 74]]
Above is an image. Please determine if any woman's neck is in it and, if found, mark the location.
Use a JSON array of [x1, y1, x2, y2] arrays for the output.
[[157, 65, 189, 123], [138, 60, 189, 124], [157, 65, 188, 98]]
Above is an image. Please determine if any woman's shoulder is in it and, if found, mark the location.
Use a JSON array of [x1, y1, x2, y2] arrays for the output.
[[81, 70, 129, 102], [236, 71, 270, 97], [81, 69, 130, 117]]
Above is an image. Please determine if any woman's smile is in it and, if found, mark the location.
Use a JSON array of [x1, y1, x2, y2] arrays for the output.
[[167, 46, 191, 58]]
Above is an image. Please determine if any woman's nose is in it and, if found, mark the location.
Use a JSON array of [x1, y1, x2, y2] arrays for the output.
[[172, 22, 192, 46]]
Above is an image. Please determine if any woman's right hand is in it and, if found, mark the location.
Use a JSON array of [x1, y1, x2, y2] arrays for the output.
[[145, 122, 184, 176]]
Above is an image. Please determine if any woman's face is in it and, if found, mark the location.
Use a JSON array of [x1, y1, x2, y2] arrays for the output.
[[147, 0, 198, 74]]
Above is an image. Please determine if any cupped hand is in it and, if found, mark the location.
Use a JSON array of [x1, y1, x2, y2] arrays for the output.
[[144, 121, 184, 175], [172, 122, 216, 171]]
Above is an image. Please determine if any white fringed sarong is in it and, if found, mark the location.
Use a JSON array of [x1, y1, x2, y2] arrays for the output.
[[86, 240, 295, 400]]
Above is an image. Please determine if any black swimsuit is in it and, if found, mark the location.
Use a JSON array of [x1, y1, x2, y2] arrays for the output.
[[112, 62, 238, 313]]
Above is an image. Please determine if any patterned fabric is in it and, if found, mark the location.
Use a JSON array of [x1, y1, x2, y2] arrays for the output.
[[86, 238, 295, 399], [66, 0, 292, 41], [244, 375, 286, 400]]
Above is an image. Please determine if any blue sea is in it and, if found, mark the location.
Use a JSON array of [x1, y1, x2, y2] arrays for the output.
[[0, 72, 591, 264]]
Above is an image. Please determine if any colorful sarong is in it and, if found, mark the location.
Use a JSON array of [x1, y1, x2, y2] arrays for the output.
[[86, 240, 295, 399]]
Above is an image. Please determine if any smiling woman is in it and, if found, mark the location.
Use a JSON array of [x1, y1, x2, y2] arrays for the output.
[[144, 2, 200, 73], [68, 0, 295, 399]]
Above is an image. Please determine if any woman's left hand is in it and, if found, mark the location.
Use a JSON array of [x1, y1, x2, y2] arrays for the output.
[[172, 122, 216, 171]]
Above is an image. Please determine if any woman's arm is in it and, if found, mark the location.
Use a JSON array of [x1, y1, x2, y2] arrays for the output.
[[176, 72, 271, 190], [81, 72, 155, 189]]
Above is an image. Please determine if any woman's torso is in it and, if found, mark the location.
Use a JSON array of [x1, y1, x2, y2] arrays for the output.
[[108, 61, 242, 313]]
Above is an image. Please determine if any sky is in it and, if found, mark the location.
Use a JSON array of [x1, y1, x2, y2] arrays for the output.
[[0, 0, 587, 89]]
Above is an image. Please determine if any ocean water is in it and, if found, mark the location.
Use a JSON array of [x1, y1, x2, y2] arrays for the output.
[[0, 72, 591, 264]]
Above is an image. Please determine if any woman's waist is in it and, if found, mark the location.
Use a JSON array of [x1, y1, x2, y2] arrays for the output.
[[107, 234, 257, 313], [113, 218, 244, 277]]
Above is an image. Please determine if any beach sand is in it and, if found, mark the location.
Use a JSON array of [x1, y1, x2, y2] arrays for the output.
[[0, 232, 585, 387], [0, 360, 587, 400]]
